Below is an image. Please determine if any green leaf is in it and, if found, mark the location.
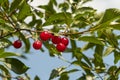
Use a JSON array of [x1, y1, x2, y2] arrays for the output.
[[0, 19, 5, 24], [72, 47, 92, 67], [82, 0, 92, 4], [115, 67, 120, 77], [72, 61, 92, 75], [114, 51, 120, 64], [102, 29, 118, 48], [28, 17, 37, 27], [5, 58, 29, 74], [59, 73, 69, 80], [70, 39, 77, 58], [0, 0, 9, 10], [0, 23, 14, 33], [67, 69, 79, 74], [34, 76, 40, 80], [0, 48, 4, 53], [72, 61, 91, 70], [59, 2, 69, 11], [90, 8, 120, 31], [34, 10, 43, 18], [10, 0, 24, 12], [80, 61, 92, 71], [0, 0, 5, 4], [43, 12, 72, 26], [110, 23, 120, 30], [82, 54, 92, 67], [0, 52, 20, 58], [35, 19, 43, 29], [38, 0, 56, 20], [81, 43, 95, 51], [0, 65, 10, 75], [107, 76, 118, 80], [49, 69, 59, 80], [78, 7, 95, 12], [0, 38, 12, 49], [103, 47, 115, 56], [19, 32, 30, 53], [49, 67, 66, 80], [117, 35, 120, 39], [78, 36, 105, 45], [99, 8, 120, 24], [17, 1, 31, 20], [74, 14, 87, 21], [0, 65, 11, 80], [93, 45, 105, 69], [73, 48, 83, 61], [108, 66, 117, 75], [50, 0, 57, 6]]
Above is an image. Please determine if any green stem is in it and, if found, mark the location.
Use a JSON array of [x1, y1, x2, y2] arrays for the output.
[[58, 55, 71, 64]]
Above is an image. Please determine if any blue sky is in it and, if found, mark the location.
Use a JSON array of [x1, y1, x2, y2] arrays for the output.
[[5, 0, 120, 80]]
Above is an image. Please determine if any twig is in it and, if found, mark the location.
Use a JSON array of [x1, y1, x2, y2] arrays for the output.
[[0, 31, 17, 39], [0, 7, 16, 29], [57, 55, 71, 64]]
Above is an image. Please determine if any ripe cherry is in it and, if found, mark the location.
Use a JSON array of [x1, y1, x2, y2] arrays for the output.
[[61, 37, 69, 46], [40, 31, 52, 41], [13, 40, 22, 49], [33, 40, 42, 50], [56, 43, 66, 52], [52, 36, 61, 44]]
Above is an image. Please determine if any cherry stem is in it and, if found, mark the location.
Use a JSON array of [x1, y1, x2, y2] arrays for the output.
[[57, 55, 71, 64]]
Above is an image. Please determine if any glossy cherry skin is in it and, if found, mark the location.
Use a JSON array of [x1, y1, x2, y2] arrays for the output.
[[33, 40, 42, 50], [51, 36, 61, 44], [13, 40, 22, 49], [61, 37, 69, 46], [56, 43, 66, 52], [40, 31, 52, 41]]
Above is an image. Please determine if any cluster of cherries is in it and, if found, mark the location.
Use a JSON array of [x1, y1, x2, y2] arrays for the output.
[[13, 31, 69, 52]]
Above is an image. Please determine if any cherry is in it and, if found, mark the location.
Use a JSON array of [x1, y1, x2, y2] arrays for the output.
[[40, 31, 52, 41], [61, 37, 69, 46], [56, 43, 66, 52], [13, 40, 22, 49], [33, 40, 42, 50], [52, 36, 61, 44]]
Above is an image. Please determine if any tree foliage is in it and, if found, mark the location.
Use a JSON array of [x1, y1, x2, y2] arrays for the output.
[[0, 0, 120, 80]]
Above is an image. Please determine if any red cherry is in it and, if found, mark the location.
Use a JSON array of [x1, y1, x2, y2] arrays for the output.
[[33, 40, 42, 50], [40, 31, 52, 41], [56, 43, 66, 52], [61, 37, 69, 46], [52, 36, 61, 44], [13, 40, 22, 49]]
